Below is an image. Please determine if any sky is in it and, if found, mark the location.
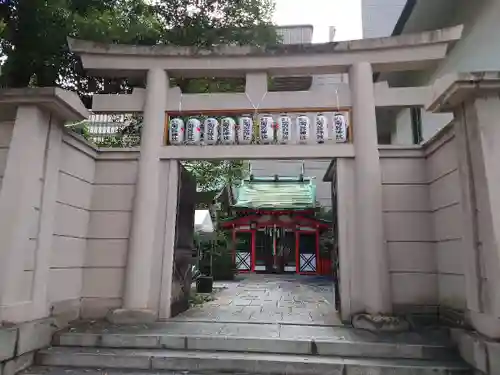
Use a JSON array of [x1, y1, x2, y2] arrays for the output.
[[272, 0, 362, 42]]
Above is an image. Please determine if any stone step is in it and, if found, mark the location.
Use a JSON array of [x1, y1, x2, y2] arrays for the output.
[[53, 321, 456, 360], [22, 367, 273, 375], [35, 347, 471, 375]]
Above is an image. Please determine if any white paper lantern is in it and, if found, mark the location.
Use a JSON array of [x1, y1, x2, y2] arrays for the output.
[[221, 117, 236, 145], [315, 113, 329, 144], [238, 115, 253, 144], [277, 114, 292, 144], [259, 115, 274, 144], [185, 117, 202, 145], [296, 114, 310, 144], [204, 117, 219, 145], [169, 117, 184, 145], [334, 113, 348, 143]]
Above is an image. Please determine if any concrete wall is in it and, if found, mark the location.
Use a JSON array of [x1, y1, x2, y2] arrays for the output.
[[377, 124, 466, 312], [50, 135, 95, 316], [379, 147, 436, 310], [391, 108, 454, 146], [430, 0, 500, 80], [0, 116, 14, 191], [391, 108, 413, 145], [362, 0, 406, 38], [82, 150, 138, 319], [1, 125, 140, 321], [425, 125, 466, 311], [390, 0, 500, 145], [21, 124, 45, 305]]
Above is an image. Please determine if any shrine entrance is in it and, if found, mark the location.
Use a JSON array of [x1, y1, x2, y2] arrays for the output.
[[68, 26, 462, 321], [226, 210, 331, 276], [218, 173, 333, 277]]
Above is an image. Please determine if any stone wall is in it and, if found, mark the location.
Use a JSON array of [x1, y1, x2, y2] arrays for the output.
[[424, 124, 466, 313], [377, 124, 466, 316], [44, 133, 141, 320], [0, 318, 64, 375], [0, 118, 14, 191], [49, 134, 96, 319], [379, 147, 436, 313], [82, 150, 138, 319], [0, 93, 193, 337]]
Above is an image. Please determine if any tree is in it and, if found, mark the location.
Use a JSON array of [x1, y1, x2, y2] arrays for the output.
[[0, 0, 162, 109], [0, 0, 278, 97], [1, 0, 278, 194], [183, 160, 248, 192]]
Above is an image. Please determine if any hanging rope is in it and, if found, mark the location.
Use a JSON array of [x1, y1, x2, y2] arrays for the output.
[[245, 92, 268, 144]]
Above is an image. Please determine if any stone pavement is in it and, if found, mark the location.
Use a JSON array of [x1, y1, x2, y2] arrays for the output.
[[37, 276, 466, 375], [175, 274, 341, 326]]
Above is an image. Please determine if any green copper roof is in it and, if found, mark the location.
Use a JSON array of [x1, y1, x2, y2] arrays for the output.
[[233, 176, 316, 210]]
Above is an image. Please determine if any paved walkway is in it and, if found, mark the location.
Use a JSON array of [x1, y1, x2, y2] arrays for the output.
[[173, 274, 341, 326], [56, 274, 452, 355]]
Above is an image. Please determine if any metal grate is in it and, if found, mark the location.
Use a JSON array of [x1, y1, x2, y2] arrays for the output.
[[69, 113, 143, 148]]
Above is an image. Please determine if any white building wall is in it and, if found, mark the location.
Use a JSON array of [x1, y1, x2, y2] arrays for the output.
[[276, 25, 313, 44], [391, 108, 412, 145], [362, 0, 406, 38], [431, 0, 500, 79], [392, 0, 500, 145], [421, 112, 453, 142]]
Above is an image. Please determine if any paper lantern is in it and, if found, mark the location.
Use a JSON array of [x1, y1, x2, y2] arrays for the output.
[[259, 115, 274, 144], [221, 117, 236, 144], [315, 113, 328, 144], [185, 117, 202, 145], [238, 115, 253, 144], [169, 117, 184, 145], [296, 114, 310, 144], [334, 113, 348, 143], [277, 114, 292, 144], [204, 117, 219, 145]]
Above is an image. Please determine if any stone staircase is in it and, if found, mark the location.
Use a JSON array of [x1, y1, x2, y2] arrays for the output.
[[23, 321, 471, 375]]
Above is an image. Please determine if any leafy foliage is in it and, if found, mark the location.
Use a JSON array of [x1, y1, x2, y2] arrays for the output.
[[196, 229, 237, 280], [315, 206, 334, 257], [1, 0, 278, 205], [184, 160, 247, 192], [0, 0, 278, 99]]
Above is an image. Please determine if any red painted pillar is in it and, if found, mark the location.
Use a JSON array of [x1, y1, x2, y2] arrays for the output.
[[232, 227, 236, 267], [315, 228, 320, 275], [295, 230, 300, 274], [251, 229, 256, 272]]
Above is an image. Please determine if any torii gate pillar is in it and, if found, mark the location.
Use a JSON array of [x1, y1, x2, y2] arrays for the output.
[[349, 62, 392, 315]]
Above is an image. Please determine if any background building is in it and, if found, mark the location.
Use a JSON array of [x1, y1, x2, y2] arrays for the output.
[[361, 0, 406, 38], [379, 0, 500, 146], [249, 25, 340, 209]]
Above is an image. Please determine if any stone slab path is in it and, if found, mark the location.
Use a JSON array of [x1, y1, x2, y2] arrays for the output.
[[176, 274, 341, 326]]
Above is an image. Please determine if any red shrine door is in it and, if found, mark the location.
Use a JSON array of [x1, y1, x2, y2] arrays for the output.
[[234, 230, 254, 272], [295, 231, 319, 274]]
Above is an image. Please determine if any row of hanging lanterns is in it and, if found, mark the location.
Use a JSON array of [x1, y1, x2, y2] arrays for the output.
[[168, 113, 349, 145]]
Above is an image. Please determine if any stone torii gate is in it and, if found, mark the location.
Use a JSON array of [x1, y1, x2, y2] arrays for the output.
[[69, 25, 462, 322]]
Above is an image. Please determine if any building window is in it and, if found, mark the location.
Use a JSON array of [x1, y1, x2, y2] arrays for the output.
[[411, 107, 423, 144]]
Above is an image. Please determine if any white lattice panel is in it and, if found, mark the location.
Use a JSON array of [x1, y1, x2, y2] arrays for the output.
[[236, 252, 251, 271], [299, 254, 316, 272]]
